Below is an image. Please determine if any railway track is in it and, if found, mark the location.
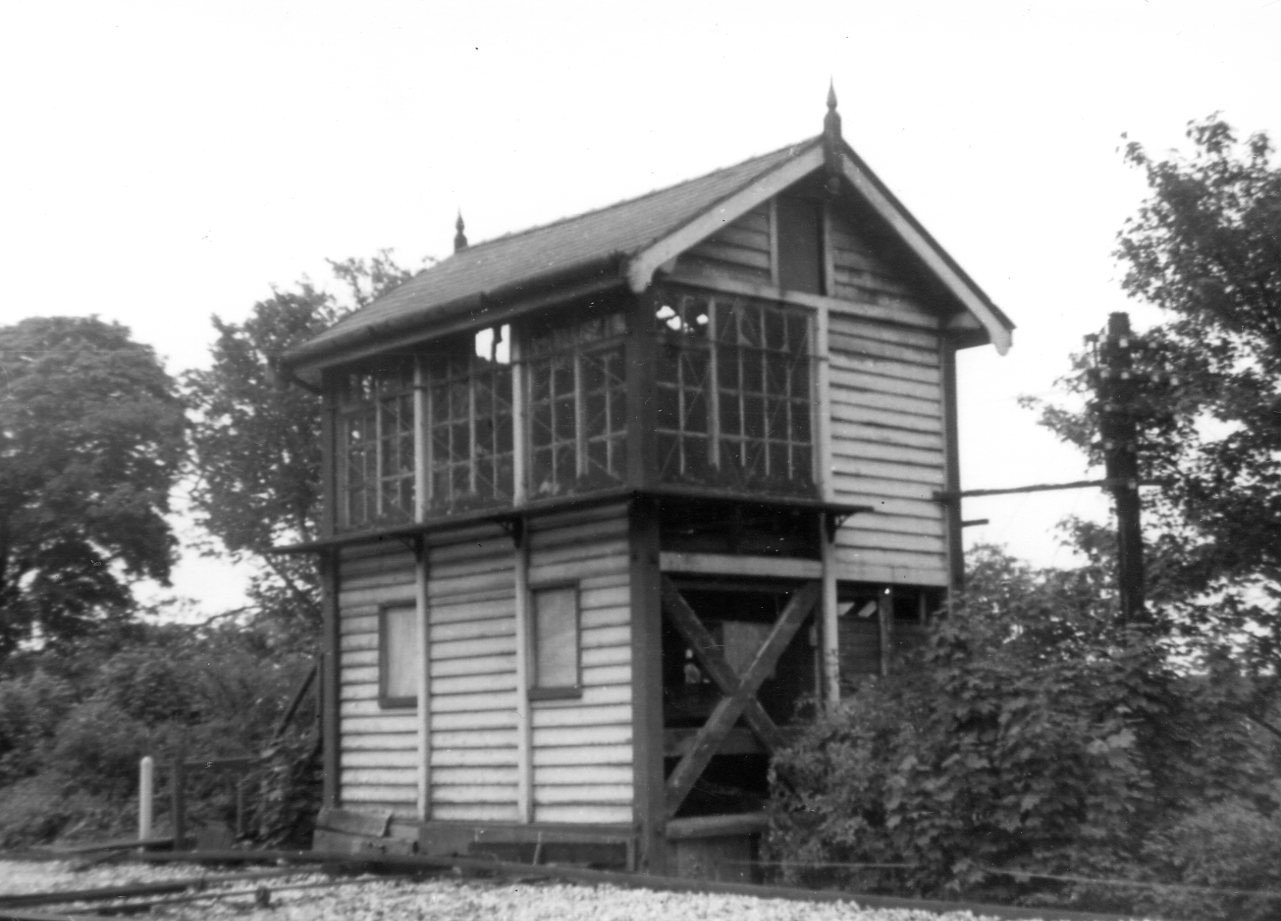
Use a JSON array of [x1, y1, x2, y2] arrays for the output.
[[0, 849, 1153, 921]]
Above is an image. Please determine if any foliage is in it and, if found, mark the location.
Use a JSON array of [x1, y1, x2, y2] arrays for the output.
[[767, 546, 1275, 910], [0, 618, 317, 847], [0, 317, 186, 663], [184, 251, 418, 635], [1032, 117, 1281, 657], [1134, 792, 1281, 921]]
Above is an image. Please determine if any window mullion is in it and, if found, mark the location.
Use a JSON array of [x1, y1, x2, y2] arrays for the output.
[[573, 346, 585, 479], [707, 298, 721, 469]]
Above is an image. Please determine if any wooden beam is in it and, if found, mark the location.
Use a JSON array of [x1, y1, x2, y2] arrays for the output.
[[658, 552, 821, 580], [513, 527, 532, 822], [629, 498, 666, 874], [941, 342, 963, 591], [320, 549, 341, 808], [661, 580, 820, 819], [659, 579, 785, 751]]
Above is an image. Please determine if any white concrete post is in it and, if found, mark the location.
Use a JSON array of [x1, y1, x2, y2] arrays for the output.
[[138, 755, 154, 841]]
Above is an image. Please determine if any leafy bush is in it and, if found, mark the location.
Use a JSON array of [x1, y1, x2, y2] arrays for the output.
[[767, 546, 1271, 912], [0, 617, 320, 848], [0, 670, 75, 784], [1132, 793, 1281, 921]]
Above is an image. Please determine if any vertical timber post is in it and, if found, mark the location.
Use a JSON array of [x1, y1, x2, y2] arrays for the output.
[[941, 341, 964, 591], [629, 497, 666, 874], [1100, 312, 1145, 625], [320, 548, 341, 808], [138, 756, 154, 842]]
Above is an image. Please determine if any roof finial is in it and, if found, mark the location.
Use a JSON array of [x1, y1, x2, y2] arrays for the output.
[[454, 211, 468, 253], [824, 79, 841, 140], [823, 81, 843, 196]]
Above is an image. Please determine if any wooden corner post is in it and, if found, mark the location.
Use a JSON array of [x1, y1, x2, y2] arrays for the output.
[[628, 496, 666, 874]]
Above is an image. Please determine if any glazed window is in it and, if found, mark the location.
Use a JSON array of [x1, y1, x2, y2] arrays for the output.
[[530, 584, 580, 698], [655, 293, 814, 494], [423, 326, 514, 512], [525, 310, 627, 497], [379, 604, 419, 708], [335, 360, 415, 529]]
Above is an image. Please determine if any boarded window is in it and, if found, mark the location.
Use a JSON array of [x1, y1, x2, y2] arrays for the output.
[[776, 196, 824, 294], [655, 292, 814, 494], [423, 327, 514, 512], [335, 360, 416, 530], [525, 310, 627, 497], [531, 584, 579, 697], [380, 605, 419, 708]]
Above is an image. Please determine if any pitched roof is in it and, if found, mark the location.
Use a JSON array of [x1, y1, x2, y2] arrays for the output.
[[290, 140, 819, 366]]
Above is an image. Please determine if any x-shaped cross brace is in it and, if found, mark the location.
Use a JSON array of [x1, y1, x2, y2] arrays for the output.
[[660, 576, 821, 819]]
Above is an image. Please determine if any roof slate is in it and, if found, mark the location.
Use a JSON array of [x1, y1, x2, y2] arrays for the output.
[[293, 139, 819, 363]]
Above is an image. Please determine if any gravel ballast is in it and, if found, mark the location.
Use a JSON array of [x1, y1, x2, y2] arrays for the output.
[[0, 858, 1132, 921]]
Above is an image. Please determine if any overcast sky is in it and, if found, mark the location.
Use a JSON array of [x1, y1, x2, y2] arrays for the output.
[[2, 0, 1278, 611]]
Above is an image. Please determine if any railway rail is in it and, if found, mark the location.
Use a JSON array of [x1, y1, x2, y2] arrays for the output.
[[0, 848, 1156, 921]]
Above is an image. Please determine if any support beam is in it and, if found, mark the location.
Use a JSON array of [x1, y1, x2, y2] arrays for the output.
[[628, 499, 666, 874], [661, 579, 820, 819]]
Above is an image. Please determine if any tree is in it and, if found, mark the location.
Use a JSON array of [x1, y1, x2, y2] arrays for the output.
[[185, 251, 419, 633], [1033, 118, 1281, 671], [0, 317, 185, 664]]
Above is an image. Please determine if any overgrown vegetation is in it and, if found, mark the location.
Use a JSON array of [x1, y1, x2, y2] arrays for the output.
[[0, 618, 318, 848]]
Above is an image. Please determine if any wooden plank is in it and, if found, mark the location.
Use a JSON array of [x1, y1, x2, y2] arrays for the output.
[[432, 747, 520, 767], [535, 764, 635, 786], [433, 766, 520, 786], [828, 329, 941, 367], [829, 313, 941, 348], [431, 672, 519, 695], [659, 552, 822, 580], [431, 710, 517, 730], [581, 643, 631, 668], [316, 806, 393, 838], [430, 634, 516, 661], [666, 812, 769, 840], [833, 439, 944, 468], [530, 703, 631, 729], [830, 403, 943, 436], [530, 724, 632, 747], [430, 652, 517, 678], [533, 804, 635, 824], [532, 743, 633, 767], [534, 784, 632, 804], [430, 615, 516, 643], [580, 622, 630, 650], [581, 663, 632, 687], [432, 803, 522, 822], [832, 367, 943, 403], [845, 458, 945, 487], [430, 785, 518, 805], [431, 728, 518, 748]]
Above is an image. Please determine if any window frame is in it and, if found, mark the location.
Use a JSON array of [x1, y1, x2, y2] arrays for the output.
[[654, 290, 817, 494], [523, 307, 628, 498], [422, 327, 515, 513], [378, 603, 419, 709], [528, 581, 582, 701], [334, 360, 417, 531]]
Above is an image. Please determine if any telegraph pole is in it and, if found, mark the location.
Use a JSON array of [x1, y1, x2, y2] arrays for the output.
[[1096, 312, 1145, 625]]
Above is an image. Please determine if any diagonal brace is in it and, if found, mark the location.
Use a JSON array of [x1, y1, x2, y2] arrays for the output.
[[661, 578, 820, 819]]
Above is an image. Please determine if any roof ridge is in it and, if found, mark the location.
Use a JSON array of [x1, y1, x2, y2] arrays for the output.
[[452, 137, 820, 258]]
